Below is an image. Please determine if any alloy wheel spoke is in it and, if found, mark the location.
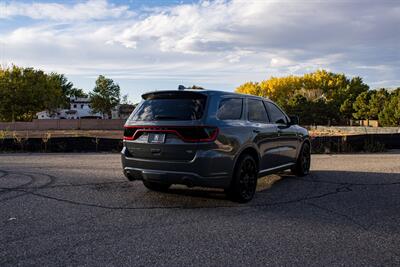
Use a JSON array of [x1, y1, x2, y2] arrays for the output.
[[239, 159, 256, 199]]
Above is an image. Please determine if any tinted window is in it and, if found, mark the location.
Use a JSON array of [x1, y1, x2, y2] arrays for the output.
[[132, 98, 205, 121], [266, 102, 287, 124], [217, 98, 243, 120], [248, 99, 269, 122]]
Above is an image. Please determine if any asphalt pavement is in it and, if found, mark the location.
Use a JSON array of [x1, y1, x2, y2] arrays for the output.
[[0, 153, 399, 266]]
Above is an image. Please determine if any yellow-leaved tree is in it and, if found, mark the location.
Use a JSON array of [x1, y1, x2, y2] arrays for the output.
[[235, 70, 369, 125]]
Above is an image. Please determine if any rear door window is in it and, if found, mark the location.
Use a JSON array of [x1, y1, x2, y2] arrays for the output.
[[265, 102, 288, 124], [248, 99, 269, 123], [132, 97, 206, 121], [217, 98, 243, 120]]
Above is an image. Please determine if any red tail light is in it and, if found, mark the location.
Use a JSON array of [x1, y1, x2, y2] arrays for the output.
[[123, 126, 219, 142]]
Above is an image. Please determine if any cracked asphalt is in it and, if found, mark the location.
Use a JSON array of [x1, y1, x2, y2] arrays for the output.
[[0, 153, 399, 266]]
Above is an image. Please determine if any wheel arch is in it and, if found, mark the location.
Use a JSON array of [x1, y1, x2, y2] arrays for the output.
[[297, 138, 311, 159], [303, 138, 311, 148], [232, 145, 261, 174]]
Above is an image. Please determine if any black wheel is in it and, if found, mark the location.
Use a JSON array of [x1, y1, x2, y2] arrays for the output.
[[143, 180, 171, 192], [291, 142, 311, 176], [124, 172, 135, 181], [226, 154, 258, 203]]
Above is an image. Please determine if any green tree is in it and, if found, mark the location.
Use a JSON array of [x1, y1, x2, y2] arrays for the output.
[[120, 94, 132, 105], [369, 89, 389, 120], [50, 73, 73, 95], [178, 85, 205, 90], [0, 66, 64, 121], [89, 75, 121, 118], [68, 88, 88, 98], [353, 89, 391, 123], [285, 94, 313, 125], [49, 73, 74, 108], [353, 91, 371, 120], [188, 85, 204, 89], [378, 89, 400, 126], [339, 77, 369, 122]]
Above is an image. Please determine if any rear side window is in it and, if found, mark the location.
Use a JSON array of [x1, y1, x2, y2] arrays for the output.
[[248, 99, 269, 123], [265, 102, 287, 124], [217, 98, 243, 120], [132, 97, 206, 121]]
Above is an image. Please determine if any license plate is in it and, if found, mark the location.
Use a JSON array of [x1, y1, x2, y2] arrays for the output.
[[148, 133, 166, 144]]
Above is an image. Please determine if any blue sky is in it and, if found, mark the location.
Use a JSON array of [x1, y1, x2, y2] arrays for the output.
[[1, 0, 399, 103]]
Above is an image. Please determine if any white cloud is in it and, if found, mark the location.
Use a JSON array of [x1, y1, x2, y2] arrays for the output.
[[116, 0, 400, 55], [270, 57, 295, 68], [0, 0, 399, 100], [116, 0, 271, 54], [0, 0, 133, 21]]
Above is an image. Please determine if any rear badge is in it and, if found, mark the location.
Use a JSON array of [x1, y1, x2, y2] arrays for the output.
[[148, 133, 166, 144]]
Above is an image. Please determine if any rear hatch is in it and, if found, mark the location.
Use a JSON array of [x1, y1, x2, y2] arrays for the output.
[[123, 91, 217, 161]]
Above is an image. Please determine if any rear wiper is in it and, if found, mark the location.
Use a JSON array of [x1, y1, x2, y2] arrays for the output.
[[154, 115, 180, 120]]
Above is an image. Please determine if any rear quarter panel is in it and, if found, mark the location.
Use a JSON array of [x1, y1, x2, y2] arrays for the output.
[[203, 94, 256, 177]]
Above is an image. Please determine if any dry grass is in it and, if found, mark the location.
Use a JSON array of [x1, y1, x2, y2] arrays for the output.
[[3, 130, 123, 139], [309, 129, 354, 137], [5, 128, 388, 139]]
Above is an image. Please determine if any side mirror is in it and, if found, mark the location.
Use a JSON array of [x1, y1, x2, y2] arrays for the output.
[[289, 115, 299, 125]]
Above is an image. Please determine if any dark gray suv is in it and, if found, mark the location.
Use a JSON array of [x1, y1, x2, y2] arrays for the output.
[[121, 89, 310, 202]]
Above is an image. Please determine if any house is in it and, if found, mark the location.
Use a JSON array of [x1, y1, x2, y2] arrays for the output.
[[111, 104, 137, 119], [68, 97, 102, 119], [36, 97, 102, 119], [36, 110, 52, 119]]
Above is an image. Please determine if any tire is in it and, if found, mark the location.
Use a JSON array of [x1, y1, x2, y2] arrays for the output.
[[124, 172, 135, 181], [143, 180, 171, 192], [291, 142, 311, 176], [226, 154, 258, 203]]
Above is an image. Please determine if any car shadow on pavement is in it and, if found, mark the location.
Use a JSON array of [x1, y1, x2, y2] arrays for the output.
[[144, 170, 400, 232], [154, 173, 284, 202], [148, 170, 400, 209]]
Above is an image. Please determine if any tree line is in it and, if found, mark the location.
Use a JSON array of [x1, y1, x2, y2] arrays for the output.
[[0, 66, 123, 121], [236, 70, 400, 126], [1, 66, 399, 126]]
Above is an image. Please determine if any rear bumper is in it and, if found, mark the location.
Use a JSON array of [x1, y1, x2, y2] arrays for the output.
[[121, 147, 232, 188]]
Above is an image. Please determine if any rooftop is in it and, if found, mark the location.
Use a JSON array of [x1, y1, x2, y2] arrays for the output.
[[70, 97, 91, 103], [141, 89, 269, 100]]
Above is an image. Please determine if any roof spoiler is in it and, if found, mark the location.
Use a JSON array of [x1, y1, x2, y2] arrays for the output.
[[141, 90, 206, 100]]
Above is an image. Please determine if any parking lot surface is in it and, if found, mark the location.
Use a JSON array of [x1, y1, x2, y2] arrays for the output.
[[1, 153, 399, 266]]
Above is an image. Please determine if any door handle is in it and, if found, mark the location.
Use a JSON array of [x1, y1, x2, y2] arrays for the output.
[[253, 129, 260, 133], [151, 148, 161, 154]]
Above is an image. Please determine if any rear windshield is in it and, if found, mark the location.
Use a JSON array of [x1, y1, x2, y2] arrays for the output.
[[131, 97, 206, 121]]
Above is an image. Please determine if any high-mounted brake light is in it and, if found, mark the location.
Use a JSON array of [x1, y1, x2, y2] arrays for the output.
[[123, 126, 219, 142]]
